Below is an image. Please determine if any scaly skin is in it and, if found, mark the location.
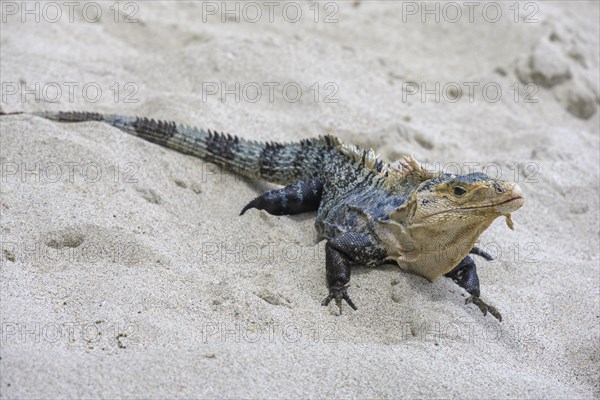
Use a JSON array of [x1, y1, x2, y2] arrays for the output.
[[1, 110, 524, 320]]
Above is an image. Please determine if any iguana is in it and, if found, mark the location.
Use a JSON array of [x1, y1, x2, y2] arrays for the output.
[[1, 111, 524, 321]]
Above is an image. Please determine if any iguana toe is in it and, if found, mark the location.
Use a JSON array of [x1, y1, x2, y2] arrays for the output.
[[322, 285, 357, 315], [466, 296, 502, 322]]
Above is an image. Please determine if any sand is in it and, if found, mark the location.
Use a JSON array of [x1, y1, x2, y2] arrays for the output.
[[0, 1, 598, 398]]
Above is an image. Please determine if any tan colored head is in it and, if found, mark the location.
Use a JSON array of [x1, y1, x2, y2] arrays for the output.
[[379, 172, 524, 281], [411, 172, 524, 229]]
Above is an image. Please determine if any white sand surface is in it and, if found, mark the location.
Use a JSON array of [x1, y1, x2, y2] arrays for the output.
[[1, 1, 598, 398]]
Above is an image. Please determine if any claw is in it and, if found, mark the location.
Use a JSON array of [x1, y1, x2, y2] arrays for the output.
[[336, 297, 343, 315], [343, 292, 357, 310], [466, 296, 502, 322], [470, 246, 494, 261], [321, 285, 357, 315]]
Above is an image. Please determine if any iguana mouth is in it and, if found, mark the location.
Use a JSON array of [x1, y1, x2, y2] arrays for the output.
[[493, 196, 524, 213], [453, 196, 524, 214], [496, 195, 524, 206], [500, 196, 523, 204], [467, 184, 524, 213], [462, 196, 524, 209]]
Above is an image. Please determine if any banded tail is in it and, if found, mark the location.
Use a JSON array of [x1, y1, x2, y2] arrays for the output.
[[1, 111, 336, 185]]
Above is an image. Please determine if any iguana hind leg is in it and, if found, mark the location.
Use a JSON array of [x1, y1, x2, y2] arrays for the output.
[[321, 232, 387, 314], [445, 255, 502, 321], [240, 179, 323, 216]]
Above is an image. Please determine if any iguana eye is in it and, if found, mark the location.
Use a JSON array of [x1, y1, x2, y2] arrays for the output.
[[453, 186, 466, 196]]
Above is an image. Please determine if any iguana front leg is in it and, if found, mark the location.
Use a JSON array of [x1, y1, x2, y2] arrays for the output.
[[470, 245, 494, 261], [321, 232, 387, 314], [445, 255, 502, 321], [240, 179, 322, 216]]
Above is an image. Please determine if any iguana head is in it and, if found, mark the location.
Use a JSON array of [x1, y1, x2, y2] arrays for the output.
[[377, 168, 524, 281], [411, 172, 524, 230]]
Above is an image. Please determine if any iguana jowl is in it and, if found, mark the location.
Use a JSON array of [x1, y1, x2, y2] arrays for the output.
[[2, 111, 524, 320]]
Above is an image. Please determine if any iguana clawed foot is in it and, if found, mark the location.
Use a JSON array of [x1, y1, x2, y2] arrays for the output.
[[445, 255, 503, 322], [466, 296, 502, 322], [321, 233, 385, 315], [321, 284, 357, 314]]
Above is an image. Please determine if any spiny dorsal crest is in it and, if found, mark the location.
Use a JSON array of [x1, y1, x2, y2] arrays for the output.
[[338, 142, 384, 172], [383, 155, 440, 188], [336, 139, 438, 185]]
